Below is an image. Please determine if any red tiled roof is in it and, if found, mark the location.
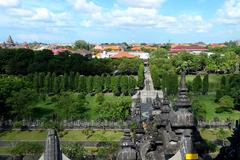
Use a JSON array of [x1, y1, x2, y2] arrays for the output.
[[104, 45, 122, 51], [51, 48, 69, 55], [209, 44, 226, 48], [111, 52, 137, 59], [169, 45, 208, 53]]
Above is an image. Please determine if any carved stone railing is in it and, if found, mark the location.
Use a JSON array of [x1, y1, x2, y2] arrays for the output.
[[197, 120, 235, 129], [0, 120, 128, 130]]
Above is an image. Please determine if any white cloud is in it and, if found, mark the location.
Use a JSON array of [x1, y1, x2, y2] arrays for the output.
[[8, 8, 33, 17], [166, 15, 212, 33], [8, 7, 71, 24], [67, 0, 101, 14], [82, 20, 92, 27], [65, 0, 211, 33], [31, 8, 52, 21], [118, 0, 166, 8], [0, 0, 19, 7], [87, 7, 211, 33], [217, 0, 240, 24]]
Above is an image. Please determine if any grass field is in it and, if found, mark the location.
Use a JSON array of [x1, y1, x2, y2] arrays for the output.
[[0, 147, 12, 155], [200, 128, 232, 141], [193, 95, 240, 121], [0, 130, 123, 142], [0, 130, 47, 141]]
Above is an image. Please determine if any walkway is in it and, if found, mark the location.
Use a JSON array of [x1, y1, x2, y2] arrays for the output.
[[132, 65, 163, 119]]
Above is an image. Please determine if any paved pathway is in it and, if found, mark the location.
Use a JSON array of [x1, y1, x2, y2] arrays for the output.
[[132, 65, 163, 119]]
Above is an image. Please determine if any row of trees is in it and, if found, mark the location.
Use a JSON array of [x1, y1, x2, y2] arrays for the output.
[[0, 48, 143, 75], [190, 74, 209, 95], [0, 74, 135, 121], [31, 72, 137, 96]]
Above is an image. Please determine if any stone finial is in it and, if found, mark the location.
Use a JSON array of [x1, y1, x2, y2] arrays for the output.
[[117, 129, 137, 160], [120, 129, 134, 148], [175, 72, 191, 109]]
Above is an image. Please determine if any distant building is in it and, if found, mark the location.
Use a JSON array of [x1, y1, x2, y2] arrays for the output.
[[100, 51, 149, 59], [93, 45, 104, 51], [169, 45, 208, 55], [51, 48, 69, 55], [103, 45, 122, 51], [111, 51, 137, 59], [208, 44, 226, 48], [131, 45, 142, 51], [72, 49, 93, 57]]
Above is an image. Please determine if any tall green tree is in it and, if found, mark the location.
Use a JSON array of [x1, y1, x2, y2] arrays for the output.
[[93, 75, 103, 93], [38, 72, 45, 89], [193, 75, 202, 95], [202, 74, 209, 95], [44, 72, 51, 94], [53, 76, 60, 94], [33, 72, 39, 91], [112, 76, 121, 96], [86, 76, 93, 93], [166, 73, 178, 95], [120, 76, 129, 95], [151, 65, 161, 89], [104, 75, 111, 92], [50, 72, 56, 93], [69, 72, 75, 91], [138, 64, 144, 89], [78, 76, 86, 92], [128, 76, 136, 95], [74, 72, 80, 91]]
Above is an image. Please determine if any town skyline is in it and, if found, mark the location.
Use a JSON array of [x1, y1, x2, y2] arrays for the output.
[[1, 0, 240, 43]]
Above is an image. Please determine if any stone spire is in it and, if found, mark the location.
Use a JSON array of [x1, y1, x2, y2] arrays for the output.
[[155, 93, 161, 102], [6, 35, 15, 47], [117, 129, 137, 160], [44, 129, 62, 160], [161, 91, 171, 113], [175, 72, 191, 110]]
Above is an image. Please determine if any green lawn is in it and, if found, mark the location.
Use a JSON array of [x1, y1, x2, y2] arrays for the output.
[[61, 130, 123, 141], [193, 95, 240, 121], [0, 130, 123, 142], [0, 130, 47, 141], [0, 147, 12, 155], [200, 128, 232, 141]]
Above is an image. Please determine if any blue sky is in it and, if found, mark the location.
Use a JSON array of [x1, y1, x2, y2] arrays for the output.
[[0, 0, 240, 43]]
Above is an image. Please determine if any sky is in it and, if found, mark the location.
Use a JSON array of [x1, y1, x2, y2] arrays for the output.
[[0, 0, 240, 43]]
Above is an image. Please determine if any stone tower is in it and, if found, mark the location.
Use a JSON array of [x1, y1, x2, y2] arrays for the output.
[[44, 129, 63, 160], [117, 129, 137, 160], [6, 35, 15, 48]]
